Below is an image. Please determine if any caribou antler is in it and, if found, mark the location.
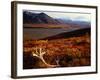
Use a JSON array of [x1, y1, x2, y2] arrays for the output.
[[32, 47, 60, 68]]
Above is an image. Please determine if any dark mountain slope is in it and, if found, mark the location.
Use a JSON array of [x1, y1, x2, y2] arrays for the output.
[[23, 11, 58, 24], [42, 27, 90, 40]]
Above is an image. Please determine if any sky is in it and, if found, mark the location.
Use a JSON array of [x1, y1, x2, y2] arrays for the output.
[[26, 10, 91, 22]]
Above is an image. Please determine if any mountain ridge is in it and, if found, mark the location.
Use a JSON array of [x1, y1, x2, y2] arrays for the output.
[[23, 11, 90, 28], [23, 11, 58, 24]]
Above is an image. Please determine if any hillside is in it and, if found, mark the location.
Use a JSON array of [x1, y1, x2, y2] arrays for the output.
[[42, 27, 90, 40]]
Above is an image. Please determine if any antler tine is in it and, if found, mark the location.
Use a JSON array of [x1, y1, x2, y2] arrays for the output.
[[32, 47, 39, 57], [55, 59, 60, 66], [35, 47, 39, 54], [40, 47, 42, 53], [32, 51, 38, 57]]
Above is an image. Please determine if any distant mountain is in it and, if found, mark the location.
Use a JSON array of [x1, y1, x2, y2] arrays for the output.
[[55, 18, 72, 24], [23, 11, 58, 24], [23, 11, 91, 28], [56, 18, 90, 28], [71, 21, 90, 28], [42, 27, 90, 40]]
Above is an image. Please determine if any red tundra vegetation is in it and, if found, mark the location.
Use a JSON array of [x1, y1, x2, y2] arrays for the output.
[[23, 33, 91, 69]]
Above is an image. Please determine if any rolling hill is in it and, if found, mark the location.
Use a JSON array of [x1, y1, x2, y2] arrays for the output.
[[42, 27, 90, 40]]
